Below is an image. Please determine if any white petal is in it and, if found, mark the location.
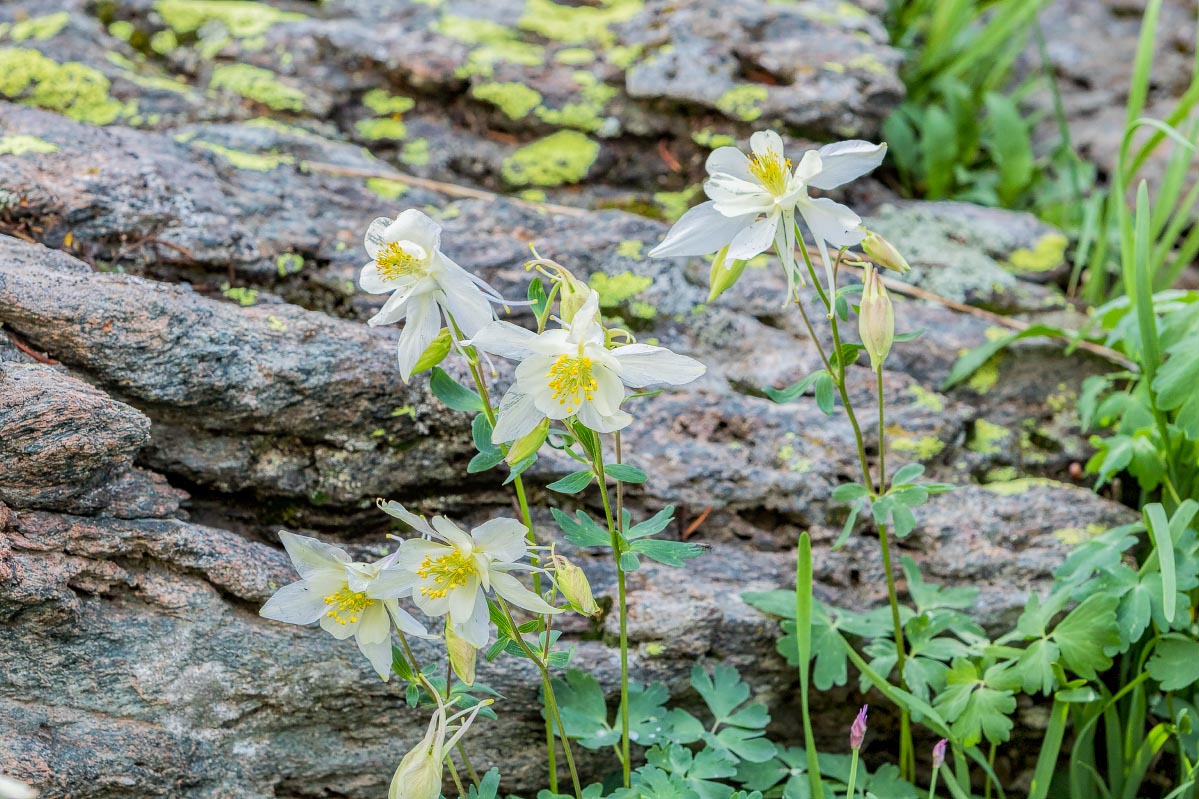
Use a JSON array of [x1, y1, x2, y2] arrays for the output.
[[448, 579, 481, 624], [471, 518, 529, 563], [794, 150, 822, 183], [368, 566, 418, 599], [470, 321, 537, 361], [491, 388, 544, 444], [320, 613, 359, 640], [453, 591, 491, 648], [575, 402, 632, 434], [384, 209, 442, 253], [431, 517, 474, 548], [612, 344, 706, 387], [386, 600, 432, 638], [797, 197, 865, 247], [367, 281, 415, 327], [749, 129, 785, 160], [588, 365, 625, 416], [259, 579, 332, 625], [705, 146, 753, 181], [727, 214, 780, 260], [808, 141, 887, 190], [396, 295, 440, 382], [567, 291, 603, 346], [378, 500, 437, 536], [357, 601, 392, 645], [364, 216, 392, 259], [356, 631, 394, 681], [438, 257, 495, 336], [648, 201, 754, 258], [360, 261, 393, 294], [489, 570, 561, 615], [279, 531, 349, 577]]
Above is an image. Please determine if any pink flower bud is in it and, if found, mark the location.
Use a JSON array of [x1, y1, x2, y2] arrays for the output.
[[932, 738, 947, 768], [850, 705, 868, 749]]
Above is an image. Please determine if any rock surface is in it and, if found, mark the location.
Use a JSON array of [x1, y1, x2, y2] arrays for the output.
[[0, 1, 1139, 796]]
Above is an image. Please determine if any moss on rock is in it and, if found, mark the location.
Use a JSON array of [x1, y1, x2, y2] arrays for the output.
[[501, 130, 599, 186]]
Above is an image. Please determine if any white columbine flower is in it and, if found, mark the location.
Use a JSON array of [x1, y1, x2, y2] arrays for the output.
[[390, 697, 486, 799], [470, 290, 706, 441], [649, 131, 886, 300], [260, 531, 429, 681], [361, 209, 506, 381], [369, 502, 559, 648]]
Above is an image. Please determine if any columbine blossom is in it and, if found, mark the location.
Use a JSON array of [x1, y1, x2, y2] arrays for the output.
[[259, 532, 428, 681], [390, 696, 487, 799], [369, 502, 559, 648], [361, 209, 506, 381], [470, 290, 706, 441], [649, 131, 886, 300]]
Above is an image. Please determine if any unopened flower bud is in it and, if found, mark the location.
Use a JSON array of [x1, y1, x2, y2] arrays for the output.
[[932, 738, 947, 769], [861, 230, 910, 274], [506, 417, 550, 464], [389, 740, 442, 799], [707, 245, 747, 302], [858, 264, 894, 370], [411, 328, 453, 376], [553, 555, 600, 616], [445, 620, 477, 687], [850, 705, 868, 749]]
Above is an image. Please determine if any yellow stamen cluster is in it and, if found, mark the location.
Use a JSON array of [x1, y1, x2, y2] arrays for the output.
[[375, 241, 426, 282], [748, 152, 792, 196], [324, 584, 375, 625], [417, 550, 476, 599], [546, 354, 597, 414]]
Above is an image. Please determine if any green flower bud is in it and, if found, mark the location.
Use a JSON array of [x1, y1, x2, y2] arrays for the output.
[[707, 245, 746, 302], [858, 264, 894, 370], [506, 417, 550, 465], [445, 619, 477, 687], [411, 328, 453, 375], [860, 230, 910, 274], [553, 555, 600, 616]]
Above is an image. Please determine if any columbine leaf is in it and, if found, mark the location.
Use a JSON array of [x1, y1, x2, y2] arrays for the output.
[[620, 550, 640, 571], [691, 663, 750, 721], [551, 669, 615, 747], [551, 507, 611, 548], [1153, 337, 1199, 439], [1147, 636, 1199, 691], [547, 470, 595, 494], [765, 371, 823, 404], [429, 367, 483, 412], [902, 556, 979, 613], [627, 506, 675, 540], [606, 464, 648, 483], [706, 727, 776, 763], [1051, 593, 1119, 680], [934, 659, 1015, 747], [631, 539, 705, 567], [814, 371, 836, 416]]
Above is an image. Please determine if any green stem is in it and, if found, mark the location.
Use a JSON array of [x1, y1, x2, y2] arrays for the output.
[[928, 766, 941, 799], [593, 444, 631, 788], [447, 756, 467, 796], [457, 742, 481, 788], [847, 749, 861, 799], [496, 598, 584, 799]]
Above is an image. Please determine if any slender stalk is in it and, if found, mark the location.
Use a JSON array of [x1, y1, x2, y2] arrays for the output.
[[877, 366, 887, 490], [846, 749, 861, 799], [928, 765, 942, 799], [457, 742, 481, 788], [496, 598, 584, 799], [447, 756, 467, 796], [592, 442, 632, 788]]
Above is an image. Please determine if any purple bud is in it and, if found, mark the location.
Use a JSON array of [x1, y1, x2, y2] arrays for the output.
[[850, 705, 868, 749], [932, 738, 947, 768]]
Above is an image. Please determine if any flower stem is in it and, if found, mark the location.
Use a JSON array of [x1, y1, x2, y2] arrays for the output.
[[456, 742, 481, 788], [496, 598, 584, 799], [846, 748, 861, 799], [928, 764, 942, 799], [592, 442, 631, 789], [447, 756, 467, 796]]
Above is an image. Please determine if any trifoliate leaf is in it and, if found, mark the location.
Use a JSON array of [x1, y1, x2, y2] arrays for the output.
[[551, 507, 611, 547], [691, 663, 751, 722], [1052, 593, 1119, 679], [466, 768, 501, 799], [629, 766, 699, 799], [934, 659, 1015, 746], [620, 550, 641, 571], [902, 556, 979, 613], [627, 506, 675, 540], [552, 669, 616, 747], [704, 727, 776, 763]]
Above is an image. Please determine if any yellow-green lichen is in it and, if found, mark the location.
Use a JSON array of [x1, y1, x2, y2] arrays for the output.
[[517, 0, 644, 45], [266, 315, 287, 332], [0, 134, 57, 155], [907, 384, 944, 412], [222, 285, 259, 305], [982, 477, 1060, 496], [437, 14, 545, 76], [534, 70, 616, 132], [501, 130, 599, 187], [154, 0, 305, 38], [472, 81, 542, 120], [607, 43, 642, 69], [966, 419, 1009, 456], [777, 434, 814, 473], [391, 405, 417, 419], [355, 117, 407, 140], [401, 138, 430, 167], [555, 47, 595, 65], [366, 178, 410, 200], [653, 184, 702, 221], [847, 53, 889, 75], [193, 140, 294, 171], [983, 466, 1018, 483], [150, 28, 178, 54], [210, 63, 304, 111], [1007, 232, 1068, 274], [645, 642, 666, 656], [8, 12, 69, 41], [617, 240, 644, 260], [0, 47, 133, 125], [628, 301, 656, 320], [108, 20, 135, 41], [823, 61, 846, 74], [589, 271, 652, 305], [105, 52, 191, 94], [518, 188, 547, 202], [691, 128, 736, 149], [966, 357, 1000, 393], [363, 88, 415, 115], [889, 430, 945, 461], [716, 85, 768, 122], [276, 253, 303, 277], [1052, 523, 1105, 546]]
